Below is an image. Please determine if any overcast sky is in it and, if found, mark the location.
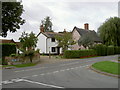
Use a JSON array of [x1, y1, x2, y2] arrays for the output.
[[0, 0, 119, 41]]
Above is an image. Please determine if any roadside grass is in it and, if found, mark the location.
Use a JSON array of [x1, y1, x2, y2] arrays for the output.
[[2, 63, 37, 68], [92, 61, 120, 75]]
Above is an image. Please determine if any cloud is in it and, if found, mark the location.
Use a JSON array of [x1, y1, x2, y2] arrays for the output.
[[1, 1, 118, 42]]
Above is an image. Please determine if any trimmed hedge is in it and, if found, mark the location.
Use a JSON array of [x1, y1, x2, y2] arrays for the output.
[[114, 46, 120, 54], [92, 44, 120, 56], [93, 44, 107, 56], [107, 46, 114, 55], [0, 43, 16, 65], [64, 49, 97, 58], [1, 43, 16, 57]]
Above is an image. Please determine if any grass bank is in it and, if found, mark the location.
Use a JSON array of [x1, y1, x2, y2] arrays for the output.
[[3, 63, 37, 68], [92, 61, 120, 75]]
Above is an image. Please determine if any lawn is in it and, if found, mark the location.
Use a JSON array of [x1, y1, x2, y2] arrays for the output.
[[92, 61, 120, 75], [3, 63, 37, 68]]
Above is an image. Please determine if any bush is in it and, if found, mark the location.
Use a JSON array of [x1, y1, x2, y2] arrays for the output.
[[10, 54, 16, 57], [92, 44, 107, 56], [35, 49, 40, 53], [107, 46, 114, 55], [64, 49, 97, 58], [22, 50, 35, 63]]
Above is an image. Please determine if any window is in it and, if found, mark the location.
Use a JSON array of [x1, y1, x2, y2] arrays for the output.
[[51, 47, 56, 52], [51, 38, 55, 42]]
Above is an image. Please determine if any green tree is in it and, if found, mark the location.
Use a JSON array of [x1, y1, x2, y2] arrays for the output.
[[98, 17, 120, 46], [19, 32, 38, 63], [41, 16, 53, 32], [55, 32, 76, 53], [1, 2, 25, 37], [19, 32, 38, 51], [78, 33, 94, 49]]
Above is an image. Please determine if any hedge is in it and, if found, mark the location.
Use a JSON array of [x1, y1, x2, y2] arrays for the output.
[[92, 44, 120, 56], [107, 46, 114, 55], [114, 46, 120, 54], [92, 44, 107, 56], [64, 49, 97, 58], [0, 43, 16, 65], [1, 43, 16, 57]]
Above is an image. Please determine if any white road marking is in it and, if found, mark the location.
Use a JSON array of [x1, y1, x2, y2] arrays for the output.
[[53, 71, 59, 73], [13, 79, 24, 82], [2, 80, 13, 84], [11, 78, 20, 82], [46, 72, 51, 75], [60, 62, 79, 66], [70, 68, 74, 70], [23, 79, 64, 88], [32, 75, 38, 77], [66, 69, 70, 70], [1, 78, 64, 88], [40, 73, 45, 76], [1, 64, 91, 86], [60, 70, 65, 72], [15, 67, 47, 72], [22, 76, 29, 78]]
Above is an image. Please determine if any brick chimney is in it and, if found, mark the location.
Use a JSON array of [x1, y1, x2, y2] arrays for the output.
[[63, 29, 67, 33], [40, 25, 44, 32], [84, 23, 89, 30]]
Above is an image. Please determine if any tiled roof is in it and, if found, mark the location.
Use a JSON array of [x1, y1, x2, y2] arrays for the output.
[[37, 32, 63, 38], [74, 27, 102, 42], [0, 39, 15, 43]]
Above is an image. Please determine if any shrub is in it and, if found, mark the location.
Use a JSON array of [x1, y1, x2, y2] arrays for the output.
[[107, 46, 114, 55], [35, 49, 40, 53], [92, 44, 107, 56], [64, 49, 97, 58], [10, 54, 16, 57], [22, 50, 35, 63]]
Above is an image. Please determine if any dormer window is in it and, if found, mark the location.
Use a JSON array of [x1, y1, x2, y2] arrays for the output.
[[51, 38, 55, 42]]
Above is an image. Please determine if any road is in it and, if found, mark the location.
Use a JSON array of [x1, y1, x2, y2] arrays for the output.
[[1, 55, 119, 88]]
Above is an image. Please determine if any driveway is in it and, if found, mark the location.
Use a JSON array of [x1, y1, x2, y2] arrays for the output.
[[1, 55, 119, 88]]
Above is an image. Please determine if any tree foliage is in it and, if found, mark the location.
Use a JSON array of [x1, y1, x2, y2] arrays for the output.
[[19, 31, 38, 63], [78, 33, 94, 48], [1, 2, 25, 37], [19, 32, 38, 51], [55, 32, 76, 53], [98, 17, 120, 46], [41, 16, 53, 32]]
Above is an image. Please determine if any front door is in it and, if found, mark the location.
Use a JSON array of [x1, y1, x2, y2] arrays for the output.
[[57, 47, 60, 55]]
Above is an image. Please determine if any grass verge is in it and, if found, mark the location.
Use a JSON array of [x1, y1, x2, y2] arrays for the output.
[[92, 61, 120, 75], [3, 63, 37, 68]]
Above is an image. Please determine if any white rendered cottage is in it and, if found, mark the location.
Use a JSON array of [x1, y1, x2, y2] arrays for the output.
[[36, 25, 62, 54]]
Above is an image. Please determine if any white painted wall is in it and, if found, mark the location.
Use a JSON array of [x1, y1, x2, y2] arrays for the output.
[[36, 33, 47, 54], [46, 38, 58, 54], [36, 33, 62, 54], [46, 38, 62, 54]]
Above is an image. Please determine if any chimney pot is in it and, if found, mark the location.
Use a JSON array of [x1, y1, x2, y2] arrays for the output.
[[84, 23, 89, 30], [63, 29, 67, 33]]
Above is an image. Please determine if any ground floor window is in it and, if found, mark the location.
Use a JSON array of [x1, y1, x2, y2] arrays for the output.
[[51, 47, 56, 52]]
